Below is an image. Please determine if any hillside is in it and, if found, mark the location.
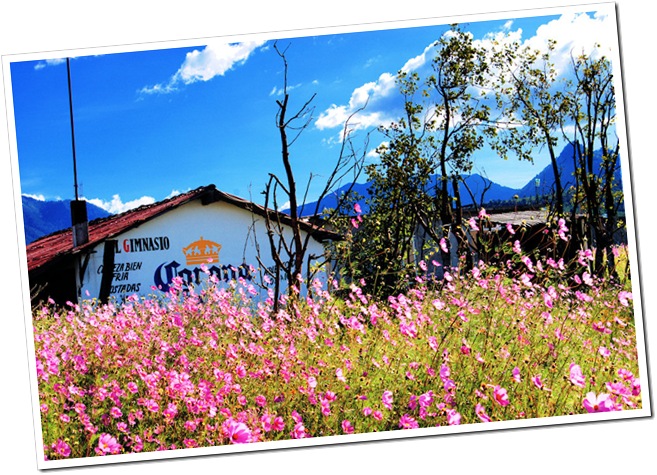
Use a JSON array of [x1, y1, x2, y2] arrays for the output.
[[21, 196, 111, 244], [291, 143, 623, 217]]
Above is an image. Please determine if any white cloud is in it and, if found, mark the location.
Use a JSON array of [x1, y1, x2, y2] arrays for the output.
[[86, 194, 155, 214], [315, 72, 397, 133], [315, 11, 615, 139], [366, 141, 389, 158], [269, 83, 301, 97], [140, 40, 267, 95], [22, 193, 45, 201], [522, 12, 615, 74], [34, 58, 66, 70], [165, 189, 184, 199]]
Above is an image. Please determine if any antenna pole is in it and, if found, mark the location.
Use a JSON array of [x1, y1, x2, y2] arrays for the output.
[[66, 57, 79, 201]]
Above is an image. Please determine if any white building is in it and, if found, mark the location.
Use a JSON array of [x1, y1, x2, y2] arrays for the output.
[[26, 185, 338, 305]]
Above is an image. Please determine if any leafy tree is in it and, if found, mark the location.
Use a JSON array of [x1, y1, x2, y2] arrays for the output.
[[563, 49, 622, 277], [332, 25, 495, 297], [423, 25, 493, 270], [491, 38, 569, 217]]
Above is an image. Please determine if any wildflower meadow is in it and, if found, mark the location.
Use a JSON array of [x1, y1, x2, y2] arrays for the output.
[[32, 225, 642, 462]]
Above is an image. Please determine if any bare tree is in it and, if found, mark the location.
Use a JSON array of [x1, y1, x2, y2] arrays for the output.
[[260, 42, 368, 310]]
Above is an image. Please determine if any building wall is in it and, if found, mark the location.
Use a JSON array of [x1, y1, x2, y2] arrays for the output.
[[80, 200, 328, 302]]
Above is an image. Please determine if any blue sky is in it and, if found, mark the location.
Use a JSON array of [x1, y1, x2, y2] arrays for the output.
[[9, 8, 619, 214]]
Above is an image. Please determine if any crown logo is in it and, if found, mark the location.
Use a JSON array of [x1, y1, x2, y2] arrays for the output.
[[182, 236, 221, 266]]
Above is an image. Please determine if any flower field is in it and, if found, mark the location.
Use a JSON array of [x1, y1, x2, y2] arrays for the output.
[[33, 243, 641, 460]]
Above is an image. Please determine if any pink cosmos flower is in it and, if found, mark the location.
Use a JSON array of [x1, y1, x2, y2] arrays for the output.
[[512, 367, 522, 383], [53, 439, 71, 458], [468, 217, 480, 231], [336, 368, 347, 383], [582, 392, 615, 413], [532, 375, 544, 390], [618, 291, 632, 307], [225, 419, 253, 444], [439, 238, 449, 253], [290, 422, 308, 439], [506, 222, 515, 235], [341, 419, 355, 434], [475, 404, 491, 423], [96, 433, 122, 455], [372, 410, 383, 421], [272, 416, 285, 432], [493, 385, 509, 406], [557, 218, 569, 241], [110, 406, 122, 419], [399, 414, 419, 429], [382, 390, 393, 410], [569, 363, 586, 388], [446, 409, 461, 425]]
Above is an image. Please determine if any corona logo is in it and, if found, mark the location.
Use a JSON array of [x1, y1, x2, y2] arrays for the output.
[[182, 236, 221, 266]]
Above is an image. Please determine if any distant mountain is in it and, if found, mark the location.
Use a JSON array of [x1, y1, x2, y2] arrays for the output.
[[21, 196, 111, 244], [293, 173, 522, 217], [290, 143, 623, 217], [516, 142, 623, 199]]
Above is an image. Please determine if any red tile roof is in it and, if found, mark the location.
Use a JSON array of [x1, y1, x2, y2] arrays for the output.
[[26, 184, 340, 274]]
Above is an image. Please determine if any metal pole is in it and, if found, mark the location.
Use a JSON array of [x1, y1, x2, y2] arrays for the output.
[[66, 57, 79, 201]]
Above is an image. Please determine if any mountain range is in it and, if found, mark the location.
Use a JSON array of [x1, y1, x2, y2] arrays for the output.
[[21, 196, 110, 244], [20, 144, 622, 244], [293, 143, 623, 216]]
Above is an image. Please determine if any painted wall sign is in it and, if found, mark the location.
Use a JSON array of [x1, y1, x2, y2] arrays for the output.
[[79, 200, 327, 301]]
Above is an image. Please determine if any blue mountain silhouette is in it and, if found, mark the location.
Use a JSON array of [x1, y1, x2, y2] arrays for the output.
[[21, 196, 111, 244], [291, 143, 623, 217]]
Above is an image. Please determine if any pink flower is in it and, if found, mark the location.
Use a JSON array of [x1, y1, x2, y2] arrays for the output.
[[398, 414, 419, 429], [493, 385, 509, 406], [110, 406, 122, 419], [354, 203, 362, 214], [468, 217, 480, 231], [532, 375, 544, 390], [96, 433, 122, 455], [272, 416, 285, 431], [335, 368, 347, 383], [512, 367, 521, 383], [569, 363, 586, 388], [446, 409, 461, 425], [290, 422, 308, 439], [53, 439, 71, 458], [475, 404, 491, 423], [341, 419, 355, 434], [382, 390, 393, 410], [582, 392, 615, 413], [225, 419, 252, 444], [363, 407, 373, 417], [372, 410, 383, 421], [618, 291, 632, 307], [506, 223, 515, 235], [557, 218, 569, 241]]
